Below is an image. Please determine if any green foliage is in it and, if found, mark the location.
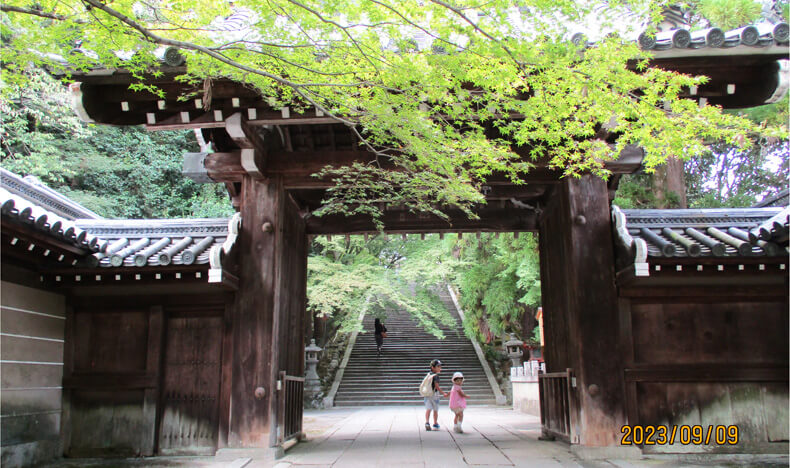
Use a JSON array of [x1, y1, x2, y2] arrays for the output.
[[615, 93, 789, 209], [694, 0, 763, 29], [2, 0, 778, 225], [451, 233, 540, 343], [307, 231, 542, 345], [0, 69, 234, 218], [307, 234, 457, 337], [685, 141, 789, 208], [611, 173, 659, 208]]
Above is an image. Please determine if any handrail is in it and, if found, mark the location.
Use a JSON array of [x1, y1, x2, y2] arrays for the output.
[[277, 370, 304, 451], [538, 368, 579, 444], [323, 297, 369, 408], [446, 284, 507, 405]]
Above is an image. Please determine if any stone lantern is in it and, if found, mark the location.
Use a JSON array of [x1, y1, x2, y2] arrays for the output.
[[304, 339, 322, 396], [504, 334, 524, 368]]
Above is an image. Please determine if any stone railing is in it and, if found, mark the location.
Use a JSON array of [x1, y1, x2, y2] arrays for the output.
[[510, 360, 545, 382]]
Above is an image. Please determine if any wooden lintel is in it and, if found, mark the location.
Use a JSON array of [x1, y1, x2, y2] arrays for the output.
[[305, 207, 538, 234]]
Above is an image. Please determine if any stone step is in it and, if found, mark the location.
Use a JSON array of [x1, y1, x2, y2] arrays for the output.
[[335, 390, 495, 398], [334, 400, 498, 406], [333, 290, 498, 407]]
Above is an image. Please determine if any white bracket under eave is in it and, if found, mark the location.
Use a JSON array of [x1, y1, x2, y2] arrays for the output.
[[208, 213, 241, 289], [69, 83, 95, 123], [240, 148, 263, 178]]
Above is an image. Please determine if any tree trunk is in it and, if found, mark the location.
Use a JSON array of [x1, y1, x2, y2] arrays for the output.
[[652, 157, 688, 208]]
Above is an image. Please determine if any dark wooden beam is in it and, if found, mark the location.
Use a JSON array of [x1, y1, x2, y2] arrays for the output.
[[305, 205, 538, 234], [185, 147, 641, 190], [538, 175, 625, 445]]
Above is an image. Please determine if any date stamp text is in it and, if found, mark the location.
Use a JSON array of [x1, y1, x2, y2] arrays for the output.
[[620, 425, 739, 446]]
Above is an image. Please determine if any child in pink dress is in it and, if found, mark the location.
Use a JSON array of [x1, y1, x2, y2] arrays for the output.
[[449, 372, 469, 433]]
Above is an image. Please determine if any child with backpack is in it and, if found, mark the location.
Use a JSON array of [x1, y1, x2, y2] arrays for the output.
[[419, 359, 448, 431], [449, 372, 469, 433]]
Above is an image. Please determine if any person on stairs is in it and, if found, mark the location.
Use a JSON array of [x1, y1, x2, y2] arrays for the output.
[[449, 372, 469, 433], [424, 359, 448, 431], [374, 318, 387, 356]]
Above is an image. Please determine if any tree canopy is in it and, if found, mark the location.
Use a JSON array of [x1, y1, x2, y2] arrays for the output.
[[2, 0, 779, 223], [0, 69, 234, 218]]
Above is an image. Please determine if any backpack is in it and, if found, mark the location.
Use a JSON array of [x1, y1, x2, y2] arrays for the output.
[[419, 372, 435, 397]]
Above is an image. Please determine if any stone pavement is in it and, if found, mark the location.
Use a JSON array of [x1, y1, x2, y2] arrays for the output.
[[279, 406, 577, 468], [39, 406, 788, 468], [276, 407, 788, 468]]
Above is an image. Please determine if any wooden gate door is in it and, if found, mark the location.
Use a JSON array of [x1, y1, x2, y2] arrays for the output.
[[158, 315, 223, 455]]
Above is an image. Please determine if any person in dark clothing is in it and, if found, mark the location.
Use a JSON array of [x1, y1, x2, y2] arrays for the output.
[[374, 318, 387, 356]]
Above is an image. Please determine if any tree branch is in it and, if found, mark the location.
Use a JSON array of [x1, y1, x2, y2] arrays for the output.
[[1, 4, 87, 23]]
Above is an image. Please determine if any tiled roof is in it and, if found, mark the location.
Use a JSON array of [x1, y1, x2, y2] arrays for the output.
[[73, 218, 231, 268], [637, 22, 789, 52], [1, 168, 103, 220], [612, 205, 789, 276], [61, 5, 790, 67], [754, 188, 789, 208], [1, 169, 237, 272], [1, 186, 104, 254]]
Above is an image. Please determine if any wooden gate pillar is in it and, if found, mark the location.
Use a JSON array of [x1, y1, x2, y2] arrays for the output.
[[227, 175, 308, 448], [538, 175, 626, 446]]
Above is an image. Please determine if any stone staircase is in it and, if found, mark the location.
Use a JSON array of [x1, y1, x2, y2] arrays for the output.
[[334, 289, 497, 406]]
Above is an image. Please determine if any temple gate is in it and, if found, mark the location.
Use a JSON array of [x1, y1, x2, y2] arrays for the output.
[[1, 22, 788, 465]]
